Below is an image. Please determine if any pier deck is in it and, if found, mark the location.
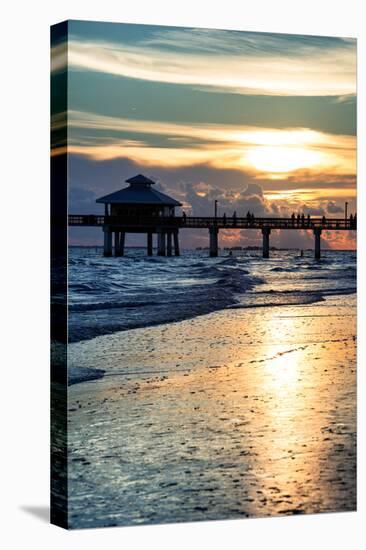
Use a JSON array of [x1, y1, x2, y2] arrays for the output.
[[69, 215, 355, 230], [68, 215, 356, 258]]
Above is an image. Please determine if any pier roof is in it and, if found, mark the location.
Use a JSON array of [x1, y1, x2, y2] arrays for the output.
[[96, 174, 182, 206]]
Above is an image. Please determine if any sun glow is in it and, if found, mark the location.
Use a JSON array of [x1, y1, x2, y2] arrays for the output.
[[61, 111, 356, 177], [245, 146, 324, 173]]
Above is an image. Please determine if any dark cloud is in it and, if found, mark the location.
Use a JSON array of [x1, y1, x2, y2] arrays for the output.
[[241, 182, 264, 197], [69, 186, 97, 214], [167, 179, 271, 218], [327, 201, 344, 214], [300, 204, 325, 216], [69, 186, 96, 201]]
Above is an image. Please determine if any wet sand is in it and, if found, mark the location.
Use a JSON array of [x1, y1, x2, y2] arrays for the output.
[[68, 294, 356, 528]]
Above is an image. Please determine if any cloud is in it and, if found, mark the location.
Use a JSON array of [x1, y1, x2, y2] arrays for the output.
[[69, 186, 97, 213], [173, 179, 271, 217], [241, 182, 264, 197], [56, 110, 356, 179], [300, 204, 325, 216], [51, 42, 67, 73], [53, 28, 356, 96], [67, 153, 356, 249], [142, 29, 353, 58], [69, 187, 96, 201], [327, 200, 344, 214], [67, 153, 356, 215]]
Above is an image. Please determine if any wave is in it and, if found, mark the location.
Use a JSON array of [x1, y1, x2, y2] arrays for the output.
[[69, 366, 105, 385], [270, 266, 296, 272], [230, 293, 325, 309], [67, 249, 356, 344], [69, 300, 160, 312]]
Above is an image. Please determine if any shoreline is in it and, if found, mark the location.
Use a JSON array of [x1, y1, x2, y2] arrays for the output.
[[67, 294, 356, 528], [68, 285, 356, 348], [68, 286, 356, 384]]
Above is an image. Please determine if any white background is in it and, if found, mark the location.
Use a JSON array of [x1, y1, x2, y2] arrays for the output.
[[1, 0, 365, 548]]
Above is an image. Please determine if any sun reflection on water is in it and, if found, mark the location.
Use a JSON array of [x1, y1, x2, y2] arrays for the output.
[[68, 299, 356, 526]]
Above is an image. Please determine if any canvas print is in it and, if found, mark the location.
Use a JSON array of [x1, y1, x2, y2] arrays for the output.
[[51, 20, 357, 529]]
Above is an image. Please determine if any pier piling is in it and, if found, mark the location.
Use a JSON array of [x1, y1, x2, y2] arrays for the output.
[[114, 232, 120, 256], [103, 227, 112, 257], [314, 228, 322, 259], [209, 226, 219, 257], [147, 232, 153, 256], [167, 231, 173, 256], [262, 227, 271, 258], [119, 232, 125, 256], [114, 231, 125, 256], [157, 228, 166, 256], [173, 230, 180, 256]]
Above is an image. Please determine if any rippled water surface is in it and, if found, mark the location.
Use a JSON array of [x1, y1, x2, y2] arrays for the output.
[[68, 247, 356, 343]]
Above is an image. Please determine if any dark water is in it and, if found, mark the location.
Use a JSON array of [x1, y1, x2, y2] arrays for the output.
[[68, 247, 356, 343]]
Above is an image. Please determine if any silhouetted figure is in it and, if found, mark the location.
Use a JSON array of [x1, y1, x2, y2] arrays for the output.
[[322, 215, 326, 225], [291, 213, 295, 226], [350, 213, 353, 228], [307, 214, 311, 226], [233, 211, 237, 226], [300, 249, 304, 257], [301, 213, 305, 226], [182, 211, 187, 224], [229, 250, 233, 256], [246, 211, 251, 223], [354, 213, 357, 228], [297, 213, 301, 226], [251, 213, 255, 224], [223, 213, 227, 226]]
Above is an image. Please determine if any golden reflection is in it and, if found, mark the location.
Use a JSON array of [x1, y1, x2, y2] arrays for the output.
[[244, 307, 354, 514], [69, 298, 356, 521], [263, 345, 301, 395]]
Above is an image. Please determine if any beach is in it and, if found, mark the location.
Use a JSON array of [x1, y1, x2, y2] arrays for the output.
[[67, 291, 356, 528]]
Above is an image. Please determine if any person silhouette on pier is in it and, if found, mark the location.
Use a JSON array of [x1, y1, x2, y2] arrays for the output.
[[297, 213, 301, 226], [233, 211, 237, 226], [182, 211, 187, 224], [307, 214, 311, 226], [223, 213, 227, 226], [301, 213, 305, 226], [291, 213, 295, 226], [350, 213, 353, 228], [322, 215, 326, 226]]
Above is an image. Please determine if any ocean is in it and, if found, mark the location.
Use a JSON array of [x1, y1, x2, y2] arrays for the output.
[[68, 247, 356, 346]]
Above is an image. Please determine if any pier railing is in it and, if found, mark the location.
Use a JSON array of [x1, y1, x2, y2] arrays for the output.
[[68, 214, 356, 231]]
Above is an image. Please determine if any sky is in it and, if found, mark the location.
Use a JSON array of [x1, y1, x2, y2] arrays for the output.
[[51, 20, 357, 249]]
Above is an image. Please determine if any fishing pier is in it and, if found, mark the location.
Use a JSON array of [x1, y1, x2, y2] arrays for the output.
[[68, 174, 356, 259]]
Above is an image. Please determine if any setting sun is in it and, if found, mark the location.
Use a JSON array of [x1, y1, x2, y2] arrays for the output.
[[245, 145, 323, 173]]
